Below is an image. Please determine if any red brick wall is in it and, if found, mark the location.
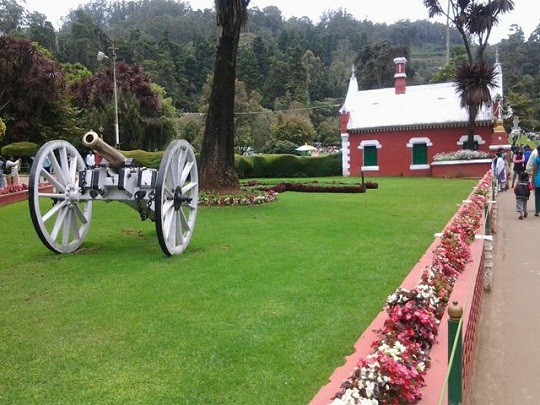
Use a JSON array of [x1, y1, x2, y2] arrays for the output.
[[348, 126, 493, 177], [431, 160, 491, 178]]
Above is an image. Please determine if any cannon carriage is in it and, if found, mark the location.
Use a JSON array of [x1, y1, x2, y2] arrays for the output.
[[28, 132, 199, 256]]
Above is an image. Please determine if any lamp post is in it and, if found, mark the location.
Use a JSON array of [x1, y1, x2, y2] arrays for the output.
[[97, 46, 120, 149]]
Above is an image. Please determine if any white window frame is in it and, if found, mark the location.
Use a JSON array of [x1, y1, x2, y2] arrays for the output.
[[359, 140, 381, 171], [407, 137, 432, 170]]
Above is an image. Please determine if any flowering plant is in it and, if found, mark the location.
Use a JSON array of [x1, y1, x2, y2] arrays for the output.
[[0, 183, 28, 195], [331, 173, 493, 404], [433, 150, 491, 161], [199, 189, 277, 206]]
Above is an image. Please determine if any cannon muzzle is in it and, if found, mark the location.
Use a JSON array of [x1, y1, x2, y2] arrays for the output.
[[82, 131, 127, 169]]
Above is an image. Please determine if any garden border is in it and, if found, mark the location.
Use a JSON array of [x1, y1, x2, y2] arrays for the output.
[[310, 173, 492, 404]]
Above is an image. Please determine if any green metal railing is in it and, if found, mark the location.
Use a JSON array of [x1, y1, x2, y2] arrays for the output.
[[437, 179, 494, 405]]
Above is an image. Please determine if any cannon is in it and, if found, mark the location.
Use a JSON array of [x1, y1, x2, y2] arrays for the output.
[[28, 132, 199, 256]]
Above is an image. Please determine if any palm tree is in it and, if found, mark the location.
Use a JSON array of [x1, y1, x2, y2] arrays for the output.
[[454, 62, 498, 149], [423, 0, 515, 149], [198, 0, 250, 192]]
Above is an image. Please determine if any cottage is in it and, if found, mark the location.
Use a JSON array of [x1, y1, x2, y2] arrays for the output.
[[339, 57, 506, 177]]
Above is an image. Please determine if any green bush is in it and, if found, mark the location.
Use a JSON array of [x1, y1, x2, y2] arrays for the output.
[[1, 141, 40, 157], [88, 148, 340, 178], [234, 155, 254, 178], [236, 153, 341, 178], [303, 153, 342, 176], [123, 149, 163, 168]]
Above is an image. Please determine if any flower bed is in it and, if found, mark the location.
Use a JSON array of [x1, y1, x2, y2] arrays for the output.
[[0, 183, 29, 195], [199, 189, 278, 206], [199, 180, 379, 207], [0, 183, 52, 207], [431, 150, 492, 179], [311, 173, 492, 405]]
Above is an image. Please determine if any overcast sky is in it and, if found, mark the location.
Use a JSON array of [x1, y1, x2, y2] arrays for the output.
[[23, 0, 539, 43]]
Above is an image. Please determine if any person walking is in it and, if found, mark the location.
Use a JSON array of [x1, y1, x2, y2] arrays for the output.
[[5, 156, 21, 185], [531, 145, 540, 216], [514, 171, 533, 219], [511, 146, 525, 187], [492, 149, 506, 191]]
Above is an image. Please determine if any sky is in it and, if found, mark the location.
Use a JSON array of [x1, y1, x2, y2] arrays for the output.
[[23, 0, 539, 43]]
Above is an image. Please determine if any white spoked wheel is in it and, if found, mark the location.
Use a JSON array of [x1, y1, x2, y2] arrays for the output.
[[155, 139, 199, 256], [28, 140, 92, 253]]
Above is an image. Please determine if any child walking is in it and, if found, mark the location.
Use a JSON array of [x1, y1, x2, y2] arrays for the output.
[[514, 171, 534, 219]]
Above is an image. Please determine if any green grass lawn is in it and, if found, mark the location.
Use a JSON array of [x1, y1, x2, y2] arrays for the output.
[[0, 176, 476, 404]]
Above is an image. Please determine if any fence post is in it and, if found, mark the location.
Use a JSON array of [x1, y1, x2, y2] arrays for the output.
[[484, 202, 490, 236], [448, 301, 463, 405]]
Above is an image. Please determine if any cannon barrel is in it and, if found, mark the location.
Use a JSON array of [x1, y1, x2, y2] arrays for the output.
[[82, 131, 127, 169]]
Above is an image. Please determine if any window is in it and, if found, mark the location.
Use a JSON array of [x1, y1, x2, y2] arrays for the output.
[[407, 137, 432, 170], [457, 134, 484, 150], [359, 140, 381, 171], [412, 143, 428, 165], [364, 146, 377, 166], [461, 140, 479, 150]]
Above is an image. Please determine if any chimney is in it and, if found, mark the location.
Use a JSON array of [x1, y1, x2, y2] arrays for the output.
[[394, 57, 407, 94]]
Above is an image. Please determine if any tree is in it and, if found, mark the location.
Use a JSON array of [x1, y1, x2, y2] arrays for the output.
[[0, 37, 67, 144], [0, 0, 24, 35], [198, 0, 250, 192], [72, 61, 161, 150], [270, 112, 316, 146], [354, 41, 410, 90], [423, 0, 515, 149], [454, 62, 498, 150]]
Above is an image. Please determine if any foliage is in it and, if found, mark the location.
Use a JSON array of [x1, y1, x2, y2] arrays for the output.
[[0, 117, 5, 143], [355, 40, 411, 89], [454, 63, 498, 110], [0, 36, 67, 144], [430, 46, 467, 84], [72, 61, 161, 150], [424, 0, 515, 149], [423, 0, 515, 63], [271, 113, 316, 145], [1, 141, 39, 157], [237, 153, 341, 178], [243, 179, 377, 193], [262, 139, 298, 154], [122, 149, 163, 169], [199, 188, 277, 206]]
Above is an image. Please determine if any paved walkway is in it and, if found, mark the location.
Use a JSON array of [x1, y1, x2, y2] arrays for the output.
[[467, 188, 540, 404]]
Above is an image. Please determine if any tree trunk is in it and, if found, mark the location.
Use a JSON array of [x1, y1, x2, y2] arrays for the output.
[[198, 32, 240, 192], [466, 104, 478, 150]]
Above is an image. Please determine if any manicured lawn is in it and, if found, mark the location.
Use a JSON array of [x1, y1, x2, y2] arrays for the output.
[[0, 176, 476, 404]]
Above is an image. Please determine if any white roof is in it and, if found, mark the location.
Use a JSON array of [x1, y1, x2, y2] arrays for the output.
[[340, 63, 503, 131]]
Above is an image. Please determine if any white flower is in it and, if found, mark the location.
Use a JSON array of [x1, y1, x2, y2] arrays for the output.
[[365, 381, 375, 398]]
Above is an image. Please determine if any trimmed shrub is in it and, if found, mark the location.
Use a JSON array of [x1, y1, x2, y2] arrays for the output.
[[235, 155, 254, 178], [1, 141, 40, 157], [123, 149, 163, 168], [237, 153, 342, 178]]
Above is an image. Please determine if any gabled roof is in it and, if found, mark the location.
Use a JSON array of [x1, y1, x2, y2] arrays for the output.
[[340, 63, 503, 132]]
